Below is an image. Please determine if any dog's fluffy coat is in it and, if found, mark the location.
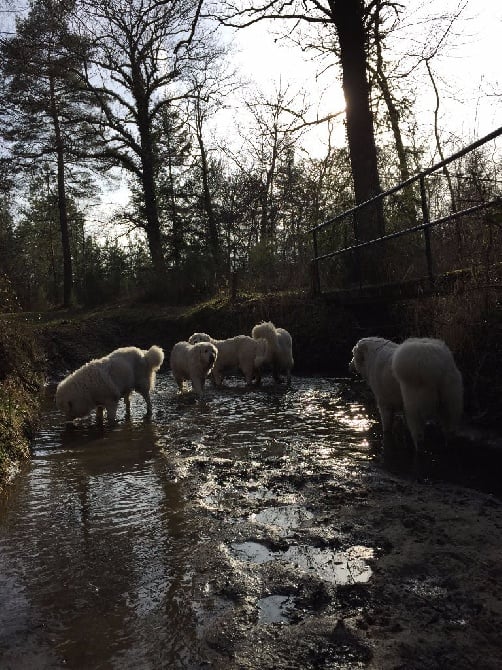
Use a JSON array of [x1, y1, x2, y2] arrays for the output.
[[56, 345, 164, 423], [350, 336, 462, 448], [251, 321, 294, 385], [391, 337, 463, 447], [170, 341, 218, 395], [188, 332, 267, 386]]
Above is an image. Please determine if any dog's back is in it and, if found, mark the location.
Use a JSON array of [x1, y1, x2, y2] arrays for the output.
[[251, 322, 278, 354], [106, 345, 164, 396], [392, 337, 463, 440]]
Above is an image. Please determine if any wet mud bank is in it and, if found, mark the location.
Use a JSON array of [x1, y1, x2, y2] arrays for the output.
[[183, 442, 502, 669]]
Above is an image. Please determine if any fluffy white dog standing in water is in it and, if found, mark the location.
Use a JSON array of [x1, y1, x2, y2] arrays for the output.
[[251, 321, 294, 385], [350, 336, 463, 449], [392, 337, 463, 449], [350, 337, 402, 440], [188, 332, 268, 386], [56, 345, 164, 424], [170, 340, 218, 396]]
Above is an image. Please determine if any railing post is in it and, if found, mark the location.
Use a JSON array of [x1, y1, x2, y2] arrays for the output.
[[312, 229, 321, 295], [420, 175, 434, 285]]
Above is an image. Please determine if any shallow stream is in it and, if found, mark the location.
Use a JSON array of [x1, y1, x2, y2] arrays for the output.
[[0, 374, 499, 668]]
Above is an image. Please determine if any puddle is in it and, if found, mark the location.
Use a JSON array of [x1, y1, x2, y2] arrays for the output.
[[231, 541, 374, 584], [257, 595, 297, 623], [249, 505, 314, 534]]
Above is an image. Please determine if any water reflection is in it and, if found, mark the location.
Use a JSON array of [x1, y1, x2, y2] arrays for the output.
[[230, 541, 374, 585]]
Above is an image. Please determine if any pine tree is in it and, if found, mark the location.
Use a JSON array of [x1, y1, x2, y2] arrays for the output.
[[0, 0, 100, 307]]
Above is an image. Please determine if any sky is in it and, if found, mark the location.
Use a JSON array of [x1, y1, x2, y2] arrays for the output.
[[227, 0, 502, 157]]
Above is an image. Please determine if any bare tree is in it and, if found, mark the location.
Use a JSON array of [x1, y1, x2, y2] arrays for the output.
[[212, 0, 385, 246], [185, 51, 237, 276], [74, 0, 212, 275]]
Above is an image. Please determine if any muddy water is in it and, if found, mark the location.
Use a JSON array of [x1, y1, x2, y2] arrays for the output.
[[0, 374, 498, 669]]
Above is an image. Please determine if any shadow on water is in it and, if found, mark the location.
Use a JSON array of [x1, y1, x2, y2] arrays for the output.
[[0, 373, 500, 668]]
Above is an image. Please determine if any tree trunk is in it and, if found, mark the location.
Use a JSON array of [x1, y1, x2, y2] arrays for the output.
[[166, 133, 183, 270], [195, 100, 221, 275], [138, 121, 166, 275], [329, 0, 385, 247], [50, 73, 73, 308], [142, 156, 166, 274]]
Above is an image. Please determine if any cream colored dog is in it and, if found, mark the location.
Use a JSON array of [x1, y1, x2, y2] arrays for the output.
[[350, 337, 401, 440], [188, 332, 267, 386], [392, 337, 463, 449], [170, 340, 218, 395], [350, 336, 463, 449], [251, 321, 294, 385], [55, 345, 164, 424]]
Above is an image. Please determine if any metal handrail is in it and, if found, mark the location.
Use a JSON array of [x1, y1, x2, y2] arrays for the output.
[[308, 126, 502, 235], [311, 127, 502, 294]]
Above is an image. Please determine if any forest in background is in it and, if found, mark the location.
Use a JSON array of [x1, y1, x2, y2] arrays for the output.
[[0, 0, 500, 312]]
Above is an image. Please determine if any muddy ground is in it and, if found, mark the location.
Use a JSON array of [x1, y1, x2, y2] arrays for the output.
[[159, 407, 502, 670]]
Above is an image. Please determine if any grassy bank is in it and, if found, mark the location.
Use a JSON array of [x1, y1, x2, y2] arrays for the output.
[[0, 318, 45, 492]]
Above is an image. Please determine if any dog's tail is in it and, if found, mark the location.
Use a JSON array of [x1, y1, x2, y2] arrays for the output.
[[144, 345, 164, 371], [252, 321, 279, 354], [253, 337, 269, 369]]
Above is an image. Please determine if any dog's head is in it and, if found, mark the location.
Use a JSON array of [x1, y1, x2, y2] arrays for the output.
[[188, 332, 212, 345], [350, 339, 368, 378], [350, 337, 395, 380], [55, 386, 91, 421], [195, 342, 218, 371]]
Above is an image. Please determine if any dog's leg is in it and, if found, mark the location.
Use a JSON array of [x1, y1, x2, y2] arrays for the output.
[[192, 376, 204, 396], [173, 375, 185, 393], [124, 393, 132, 419], [105, 400, 119, 425], [212, 367, 224, 387], [379, 405, 395, 441], [242, 362, 254, 386], [141, 391, 152, 417]]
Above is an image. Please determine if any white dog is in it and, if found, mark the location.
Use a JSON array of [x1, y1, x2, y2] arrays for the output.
[[56, 345, 164, 424], [392, 337, 463, 448], [350, 337, 402, 440], [188, 332, 268, 386], [251, 321, 294, 385], [350, 336, 463, 449], [170, 341, 218, 396]]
